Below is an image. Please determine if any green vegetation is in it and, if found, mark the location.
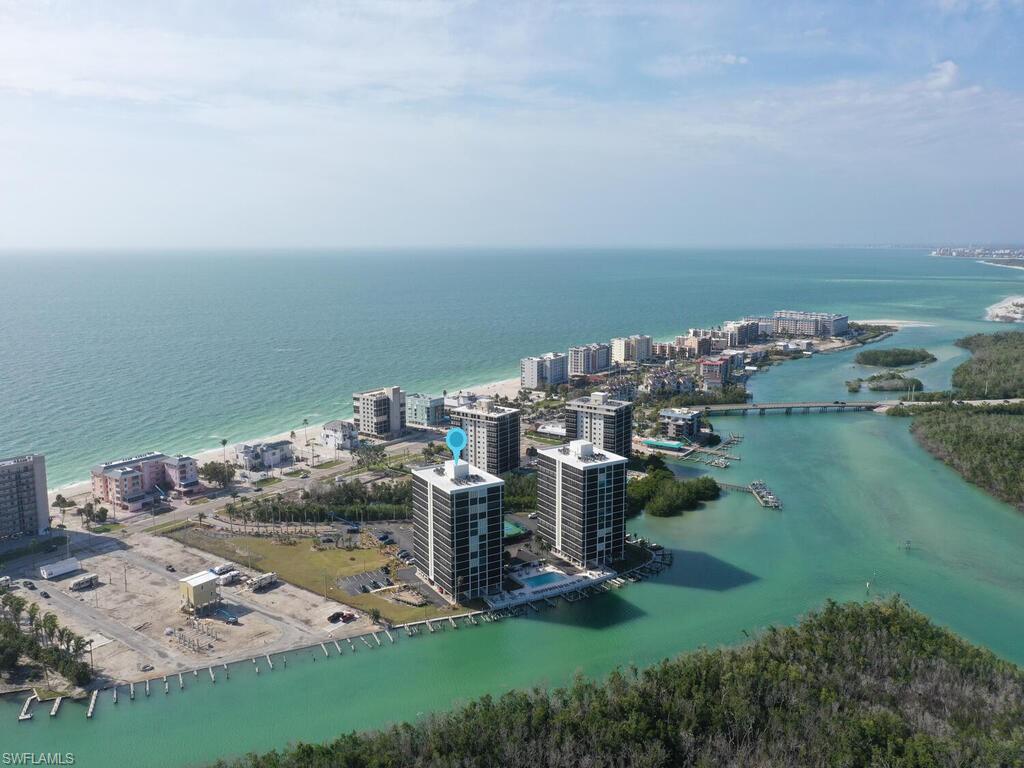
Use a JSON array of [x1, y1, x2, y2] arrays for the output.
[[224, 478, 412, 527], [523, 430, 566, 445], [211, 598, 1024, 768], [311, 459, 342, 469], [848, 372, 923, 393], [951, 331, 1024, 399], [886, 333, 1024, 509], [0, 595, 92, 687], [167, 530, 447, 624], [848, 321, 897, 343], [890, 402, 1024, 509], [200, 461, 236, 487], [855, 347, 936, 367], [143, 519, 194, 535], [254, 477, 281, 488], [502, 472, 537, 516], [283, 469, 305, 478], [627, 470, 719, 517], [641, 385, 748, 408]]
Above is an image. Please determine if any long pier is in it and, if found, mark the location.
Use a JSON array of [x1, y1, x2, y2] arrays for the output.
[[703, 400, 881, 416]]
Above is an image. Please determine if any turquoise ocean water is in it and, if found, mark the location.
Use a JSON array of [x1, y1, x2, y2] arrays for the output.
[[2, 249, 1024, 767]]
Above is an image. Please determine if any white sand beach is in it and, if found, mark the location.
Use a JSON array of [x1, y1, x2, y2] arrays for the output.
[[985, 296, 1024, 323], [50, 375, 522, 500], [856, 318, 935, 328]]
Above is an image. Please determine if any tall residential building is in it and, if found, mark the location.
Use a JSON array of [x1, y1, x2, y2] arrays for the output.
[[91, 452, 199, 511], [564, 391, 634, 458], [610, 335, 653, 364], [699, 357, 731, 390], [677, 335, 712, 359], [722, 320, 760, 347], [537, 440, 627, 567], [450, 399, 521, 475], [352, 386, 406, 438], [0, 454, 49, 540], [406, 393, 446, 427], [568, 343, 611, 375], [772, 310, 849, 338], [412, 460, 504, 603], [520, 352, 569, 389]]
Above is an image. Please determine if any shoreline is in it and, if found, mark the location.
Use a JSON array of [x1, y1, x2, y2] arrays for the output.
[[48, 376, 522, 499], [47, 314, 921, 498], [984, 295, 1024, 323]]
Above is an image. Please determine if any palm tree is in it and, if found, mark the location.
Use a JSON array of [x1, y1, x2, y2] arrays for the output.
[[303, 418, 310, 458], [27, 603, 40, 640], [57, 626, 74, 653], [220, 438, 228, 463], [71, 636, 87, 661], [41, 612, 58, 647]]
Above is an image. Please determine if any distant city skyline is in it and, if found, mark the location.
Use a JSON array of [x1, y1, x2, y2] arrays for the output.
[[1, 0, 1022, 249]]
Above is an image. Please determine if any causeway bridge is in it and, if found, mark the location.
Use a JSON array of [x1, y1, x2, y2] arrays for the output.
[[702, 401, 882, 416]]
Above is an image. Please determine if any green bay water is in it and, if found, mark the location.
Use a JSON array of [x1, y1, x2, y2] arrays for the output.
[[2, 249, 1024, 767]]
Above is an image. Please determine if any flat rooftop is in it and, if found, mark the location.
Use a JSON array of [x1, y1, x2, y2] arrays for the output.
[[180, 571, 219, 588], [411, 460, 503, 493], [538, 440, 626, 470]]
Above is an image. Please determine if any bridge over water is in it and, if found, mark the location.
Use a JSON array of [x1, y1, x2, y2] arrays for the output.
[[702, 401, 883, 416]]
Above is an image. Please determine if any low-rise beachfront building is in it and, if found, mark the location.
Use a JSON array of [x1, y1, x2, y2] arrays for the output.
[[642, 369, 695, 397], [568, 343, 612, 375], [659, 408, 703, 440], [321, 420, 359, 452], [407, 393, 446, 427], [537, 440, 627, 568], [412, 460, 504, 604], [564, 391, 633, 458], [450, 399, 521, 475], [91, 452, 199, 511], [236, 441, 293, 471], [0, 454, 49, 540], [772, 310, 848, 337], [352, 386, 406, 438], [520, 352, 569, 390]]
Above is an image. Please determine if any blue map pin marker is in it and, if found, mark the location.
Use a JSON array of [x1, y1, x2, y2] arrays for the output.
[[445, 427, 468, 465]]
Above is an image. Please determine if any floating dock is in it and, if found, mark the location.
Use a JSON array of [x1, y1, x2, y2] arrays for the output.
[[19, 694, 36, 721], [86, 691, 97, 719], [49, 697, 62, 717]]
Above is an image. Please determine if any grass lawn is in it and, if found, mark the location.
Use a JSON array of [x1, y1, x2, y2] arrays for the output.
[[312, 459, 342, 469], [524, 431, 565, 445], [254, 477, 282, 488], [144, 519, 195, 535], [0, 535, 68, 563], [89, 523, 125, 534], [283, 469, 306, 478], [165, 530, 451, 623]]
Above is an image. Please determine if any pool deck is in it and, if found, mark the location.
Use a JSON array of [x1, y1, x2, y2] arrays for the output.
[[486, 563, 616, 609]]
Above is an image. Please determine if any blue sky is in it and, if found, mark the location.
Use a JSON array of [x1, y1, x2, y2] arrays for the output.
[[1, 0, 1022, 248]]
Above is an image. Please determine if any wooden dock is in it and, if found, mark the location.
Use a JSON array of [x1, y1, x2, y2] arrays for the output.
[[86, 691, 98, 719], [50, 696, 62, 717], [18, 694, 36, 721]]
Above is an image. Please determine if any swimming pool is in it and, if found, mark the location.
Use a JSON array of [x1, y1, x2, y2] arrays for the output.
[[519, 572, 564, 588]]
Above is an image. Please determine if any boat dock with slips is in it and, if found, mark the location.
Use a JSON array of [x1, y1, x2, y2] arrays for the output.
[[717, 480, 783, 509]]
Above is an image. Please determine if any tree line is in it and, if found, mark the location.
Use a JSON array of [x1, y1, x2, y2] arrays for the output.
[[854, 347, 936, 367], [627, 470, 720, 517], [223, 478, 413, 526], [0, 591, 92, 687], [210, 598, 1024, 768]]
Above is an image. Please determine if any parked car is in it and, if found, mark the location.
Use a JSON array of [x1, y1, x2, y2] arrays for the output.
[[165, 564, 176, 572], [346, 526, 360, 534], [327, 611, 344, 624], [527, 512, 539, 519], [22, 580, 35, 590], [359, 584, 370, 593], [39, 591, 50, 599]]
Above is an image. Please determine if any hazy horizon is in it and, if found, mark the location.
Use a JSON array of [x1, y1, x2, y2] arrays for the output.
[[2, 1, 1023, 250]]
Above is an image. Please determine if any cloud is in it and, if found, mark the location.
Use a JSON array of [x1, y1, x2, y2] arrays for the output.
[[643, 52, 749, 79], [924, 60, 960, 90]]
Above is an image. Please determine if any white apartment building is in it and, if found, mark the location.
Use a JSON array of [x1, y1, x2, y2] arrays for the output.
[[321, 420, 360, 452], [520, 352, 569, 390], [772, 310, 849, 337], [568, 343, 612, 375], [610, 335, 652, 364], [450, 399, 521, 475], [352, 386, 406, 438], [236, 441, 294, 471]]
